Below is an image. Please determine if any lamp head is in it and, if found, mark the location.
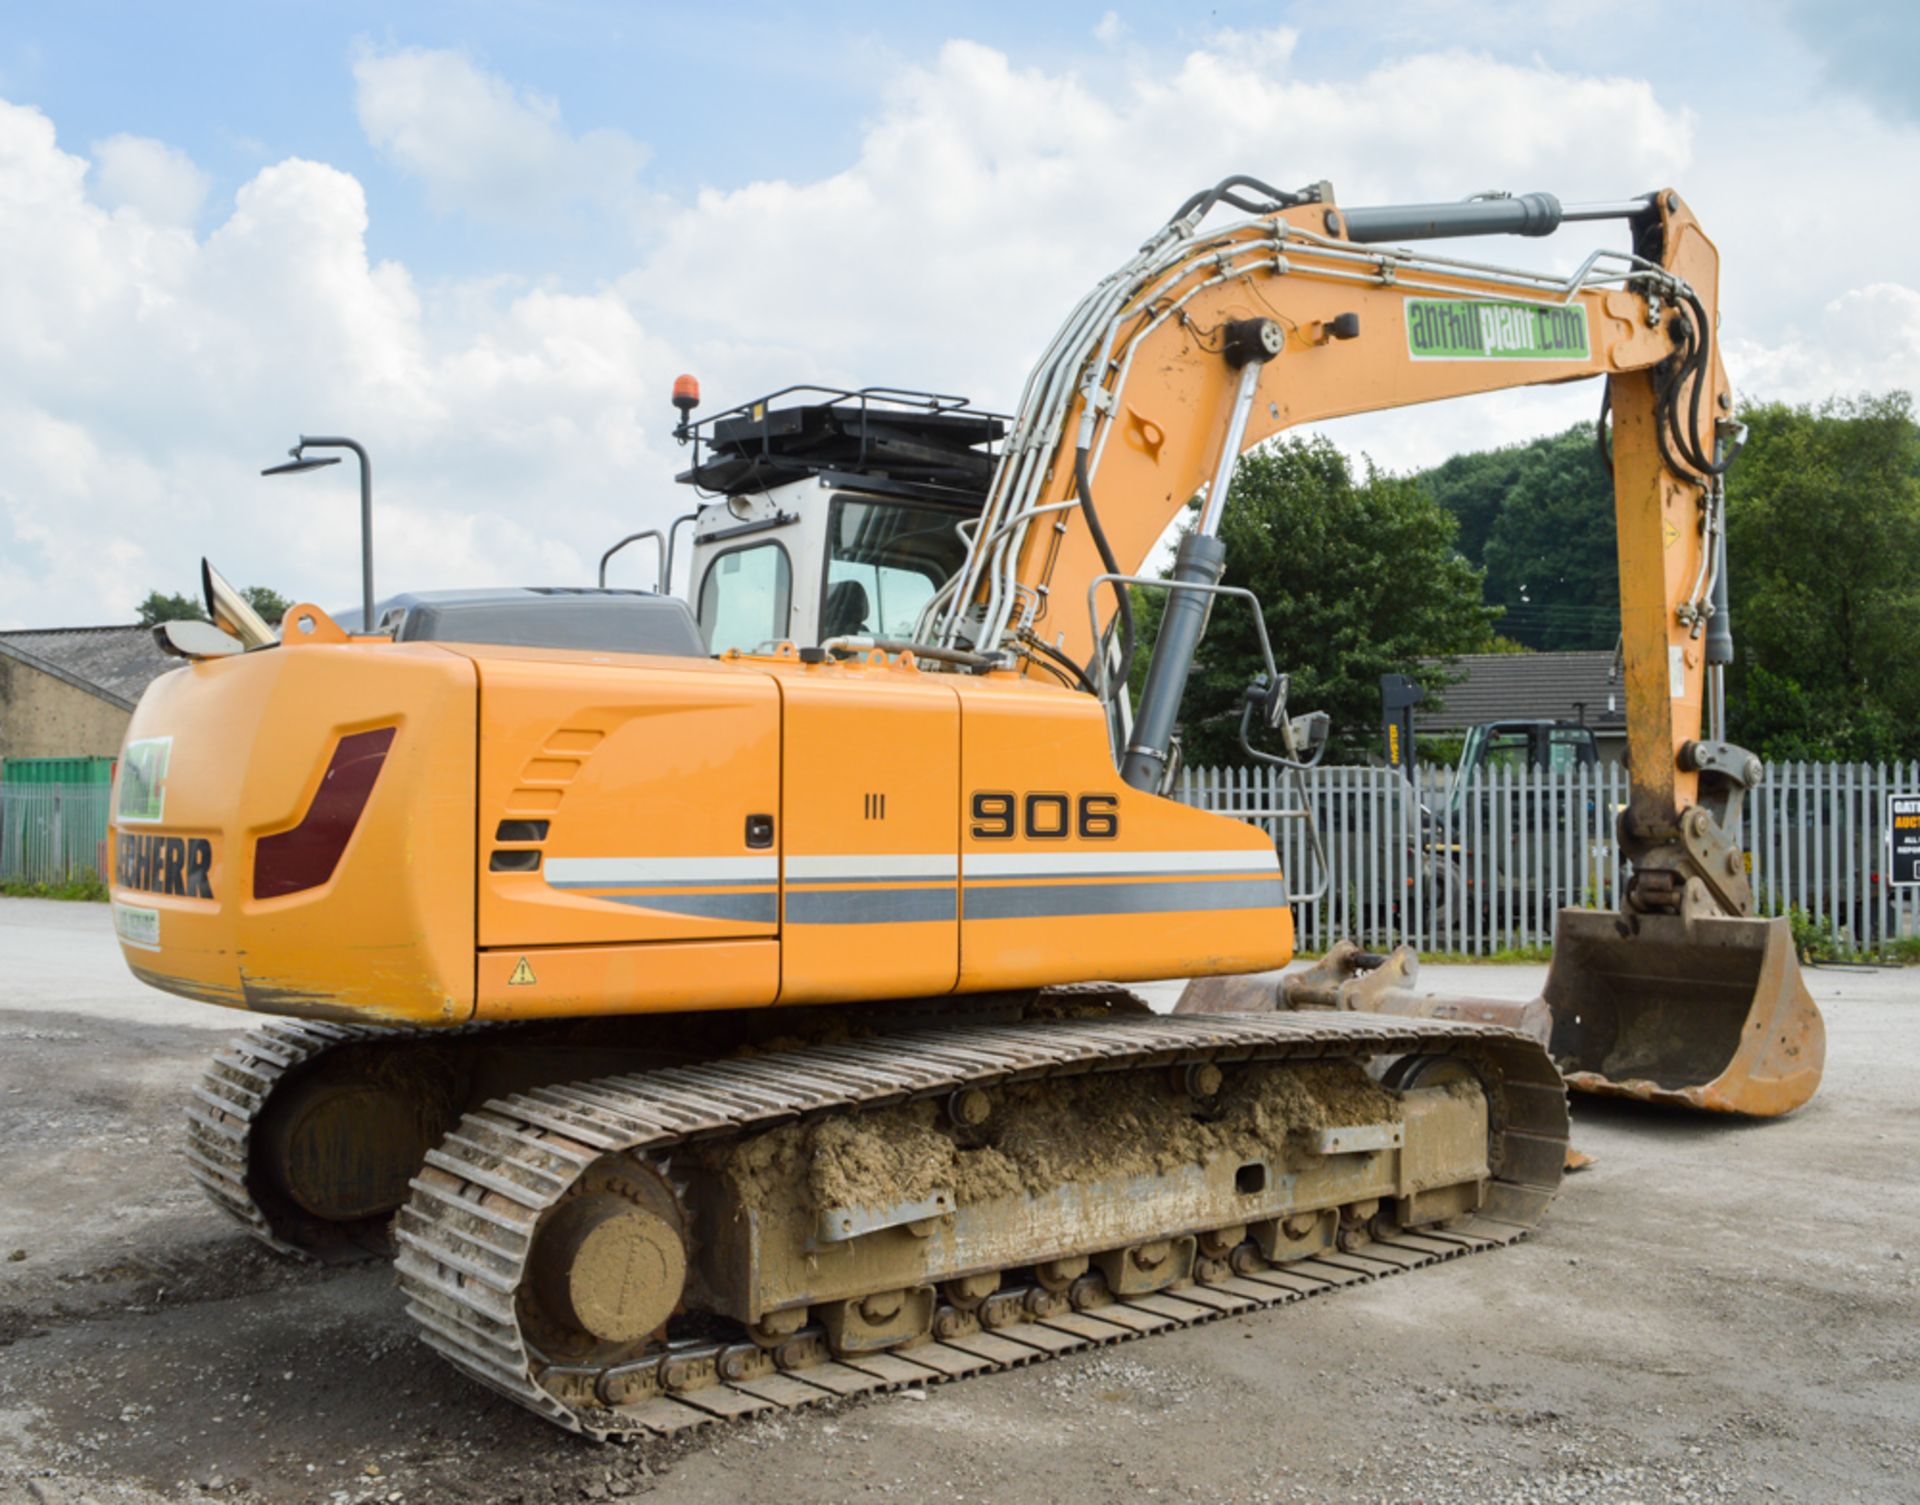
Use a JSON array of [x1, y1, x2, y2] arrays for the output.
[[261, 453, 342, 477]]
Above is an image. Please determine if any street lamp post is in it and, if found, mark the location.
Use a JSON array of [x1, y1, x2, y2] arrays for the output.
[[261, 436, 375, 629]]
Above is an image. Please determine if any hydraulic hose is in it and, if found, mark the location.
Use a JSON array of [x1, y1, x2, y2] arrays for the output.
[[1024, 634, 1098, 695], [1166, 175, 1306, 227], [1075, 447, 1135, 694]]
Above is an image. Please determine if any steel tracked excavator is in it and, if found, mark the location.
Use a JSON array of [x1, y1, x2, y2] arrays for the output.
[[111, 174, 1812, 1439]]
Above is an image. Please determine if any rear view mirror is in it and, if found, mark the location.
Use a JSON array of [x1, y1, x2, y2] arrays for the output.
[[153, 618, 244, 661]]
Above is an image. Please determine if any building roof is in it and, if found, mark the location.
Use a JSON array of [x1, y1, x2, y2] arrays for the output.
[[0, 624, 178, 711], [1418, 649, 1625, 732]]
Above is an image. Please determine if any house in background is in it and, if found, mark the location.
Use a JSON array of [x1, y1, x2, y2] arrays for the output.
[[1419, 649, 1628, 764], [0, 625, 177, 765]]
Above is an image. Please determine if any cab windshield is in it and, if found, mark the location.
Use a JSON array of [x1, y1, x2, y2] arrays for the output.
[[820, 496, 972, 640]]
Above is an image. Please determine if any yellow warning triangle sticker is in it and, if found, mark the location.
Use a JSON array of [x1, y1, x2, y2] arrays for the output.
[[507, 956, 537, 986], [1662, 519, 1680, 550]]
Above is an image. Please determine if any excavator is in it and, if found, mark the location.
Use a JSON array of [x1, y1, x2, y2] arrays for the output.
[[112, 174, 1818, 1438]]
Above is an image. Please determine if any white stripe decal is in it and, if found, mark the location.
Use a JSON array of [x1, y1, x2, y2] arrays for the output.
[[964, 848, 1278, 879], [543, 856, 779, 888], [786, 853, 959, 882], [543, 849, 1273, 889]]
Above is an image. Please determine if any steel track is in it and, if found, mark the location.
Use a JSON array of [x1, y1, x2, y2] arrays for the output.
[[386, 1011, 1568, 1438], [185, 1018, 383, 1260]]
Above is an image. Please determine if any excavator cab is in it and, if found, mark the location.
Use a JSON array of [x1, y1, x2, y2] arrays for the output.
[[671, 386, 1005, 655]]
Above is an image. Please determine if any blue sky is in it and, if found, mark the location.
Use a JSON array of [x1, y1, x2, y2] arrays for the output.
[[0, 1, 1915, 625], [13, 2, 1903, 284], [12, 3, 1247, 282]]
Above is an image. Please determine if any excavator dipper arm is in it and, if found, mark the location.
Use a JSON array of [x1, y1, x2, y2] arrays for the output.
[[936, 179, 1821, 1114]]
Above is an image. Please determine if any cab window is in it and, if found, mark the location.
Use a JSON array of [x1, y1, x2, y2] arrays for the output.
[[1547, 728, 1596, 771], [1480, 731, 1532, 770], [698, 543, 791, 654], [821, 498, 970, 641]]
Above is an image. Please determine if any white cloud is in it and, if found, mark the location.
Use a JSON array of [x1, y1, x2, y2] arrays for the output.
[[0, 99, 687, 629], [630, 36, 1692, 464], [89, 133, 209, 226], [1727, 282, 1920, 407], [353, 46, 653, 225], [1, 25, 1916, 630]]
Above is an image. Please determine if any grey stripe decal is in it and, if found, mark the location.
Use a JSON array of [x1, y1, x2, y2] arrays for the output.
[[562, 877, 1282, 925], [786, 888, 958, 925], [601, 892, 779, 924], [961, 877, 1288, 920]]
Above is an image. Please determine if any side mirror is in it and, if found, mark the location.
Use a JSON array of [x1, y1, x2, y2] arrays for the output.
[[153, 618, 244, 661], [1246, 672, 1291, 729]]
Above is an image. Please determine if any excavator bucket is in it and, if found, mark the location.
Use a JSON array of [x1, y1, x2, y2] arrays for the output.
[[1542, 908, 1825, 1117]]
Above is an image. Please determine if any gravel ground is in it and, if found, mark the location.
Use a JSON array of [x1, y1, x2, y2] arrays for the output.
[[0, 897, 1915, 1505]]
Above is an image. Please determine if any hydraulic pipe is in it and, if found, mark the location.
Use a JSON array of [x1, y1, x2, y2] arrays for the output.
[[1706, 521, 1733, 740]]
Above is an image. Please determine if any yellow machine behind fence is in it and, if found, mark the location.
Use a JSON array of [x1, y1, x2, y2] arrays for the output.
[[111, 174, 1815, 1437]]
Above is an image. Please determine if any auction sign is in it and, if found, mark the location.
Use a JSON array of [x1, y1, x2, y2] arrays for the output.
[[1891, 795, 1920, 885]]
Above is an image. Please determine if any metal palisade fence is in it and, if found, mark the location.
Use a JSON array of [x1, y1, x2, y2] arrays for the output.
[[1177, 760, 1920, 958], [0, 781, 114, 887], [5, 767, 1917, 955]]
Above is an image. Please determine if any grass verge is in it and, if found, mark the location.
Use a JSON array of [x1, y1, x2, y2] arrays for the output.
[[1, 874, 110, 902]]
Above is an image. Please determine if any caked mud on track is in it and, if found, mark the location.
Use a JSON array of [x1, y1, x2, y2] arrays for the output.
[[186, 1006, 1567, 1438]]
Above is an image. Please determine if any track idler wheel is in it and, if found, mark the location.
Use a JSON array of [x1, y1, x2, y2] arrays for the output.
[[525, 1160, 687, 1355], [257, 1071, 440, 1225]]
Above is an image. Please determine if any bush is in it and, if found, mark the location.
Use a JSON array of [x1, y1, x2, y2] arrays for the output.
[[1886, 935, 1920, 967], [1785, 904, 1843, 963], [0, 874, 109, 902]]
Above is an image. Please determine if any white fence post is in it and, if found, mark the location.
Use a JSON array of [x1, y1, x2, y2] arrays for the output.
[[1170, 757, 1907, 959]]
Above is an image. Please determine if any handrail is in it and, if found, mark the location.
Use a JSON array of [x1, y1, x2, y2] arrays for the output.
[[599, 530, 666, 590]]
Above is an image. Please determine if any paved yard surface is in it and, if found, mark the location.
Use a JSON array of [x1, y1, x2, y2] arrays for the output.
[[0, 897, 1915, 1504]]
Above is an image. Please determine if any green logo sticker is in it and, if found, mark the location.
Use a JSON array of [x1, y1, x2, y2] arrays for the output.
[[113, 902, 161, 951], [116, 737, 173, 824], [1406, 299, 1590, 361]]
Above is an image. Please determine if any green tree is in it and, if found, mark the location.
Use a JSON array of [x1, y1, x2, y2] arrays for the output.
[[1418, 443, 1524, 566], [241, 586, 293, 623], [136, 585, 292, 629], [1725, 392, 1920, 761], [1419, 423, 1618, 651], [136, 590, 206, 625], [1132, 438, 1498, 765]]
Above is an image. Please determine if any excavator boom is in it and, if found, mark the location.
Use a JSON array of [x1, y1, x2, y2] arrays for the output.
[[991, 177, 1822, 1115]]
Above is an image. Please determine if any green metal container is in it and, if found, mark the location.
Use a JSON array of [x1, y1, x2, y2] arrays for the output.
[[0, 758, 116, 884], [2, 755, 116, 785]]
